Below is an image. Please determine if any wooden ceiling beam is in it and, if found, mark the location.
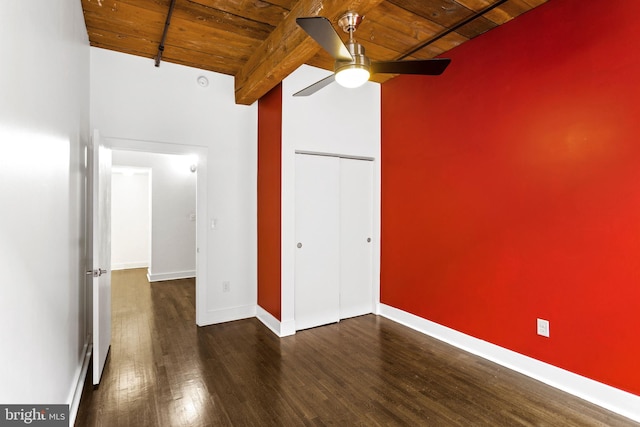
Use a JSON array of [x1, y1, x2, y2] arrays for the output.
[[234, 0, 386, 105]]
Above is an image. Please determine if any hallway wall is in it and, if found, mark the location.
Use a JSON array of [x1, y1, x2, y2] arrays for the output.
[[0, 0, 90, 406]]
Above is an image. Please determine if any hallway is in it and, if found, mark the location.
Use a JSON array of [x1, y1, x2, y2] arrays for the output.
[[75, 269, 636, 426]]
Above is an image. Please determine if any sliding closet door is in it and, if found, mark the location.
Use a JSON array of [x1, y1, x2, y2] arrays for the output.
[[294, 154, 340, 330], [340, 158, 374, 319]]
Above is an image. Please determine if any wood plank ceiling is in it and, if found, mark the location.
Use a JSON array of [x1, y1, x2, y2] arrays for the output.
[[81, 0, 548, 105]]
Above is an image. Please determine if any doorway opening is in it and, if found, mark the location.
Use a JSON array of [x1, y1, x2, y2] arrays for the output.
[[111, 151, 197, 283], [104, 137, 208, 325], [111, 165, 152, 273]]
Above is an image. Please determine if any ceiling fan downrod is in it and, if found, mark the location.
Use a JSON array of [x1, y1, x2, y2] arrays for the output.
[[337, 11, 363, 42], [334, 12, 370, 88]]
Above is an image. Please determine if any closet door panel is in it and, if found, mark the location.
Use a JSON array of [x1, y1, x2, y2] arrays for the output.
[[294, 154, 340, 330], [340, 158, 374, 319]]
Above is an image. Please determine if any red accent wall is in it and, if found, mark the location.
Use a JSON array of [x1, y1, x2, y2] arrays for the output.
[[381, 0, 640, 396], [258, 84, 282, 320]]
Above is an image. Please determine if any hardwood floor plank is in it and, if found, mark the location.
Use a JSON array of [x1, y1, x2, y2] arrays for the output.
[[75, 269, 637, 426]]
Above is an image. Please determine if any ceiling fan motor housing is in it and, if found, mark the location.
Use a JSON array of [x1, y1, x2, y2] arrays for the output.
[[335, 41, 371, 74]]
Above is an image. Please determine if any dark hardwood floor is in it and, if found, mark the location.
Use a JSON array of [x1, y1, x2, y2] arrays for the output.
[[75, 269, 637, 426]]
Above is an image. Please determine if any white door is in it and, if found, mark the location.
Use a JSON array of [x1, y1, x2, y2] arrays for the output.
[[339, 158, 374, 319], [91, 130, 112, 385], [294, 154, 340, 330]]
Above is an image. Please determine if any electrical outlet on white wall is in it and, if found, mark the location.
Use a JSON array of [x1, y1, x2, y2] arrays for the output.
[[537, 318, 550, 337], [222, 281, 230, 293]]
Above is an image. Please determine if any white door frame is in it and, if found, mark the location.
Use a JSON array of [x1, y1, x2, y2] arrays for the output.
[[102, 136, 209, 326]]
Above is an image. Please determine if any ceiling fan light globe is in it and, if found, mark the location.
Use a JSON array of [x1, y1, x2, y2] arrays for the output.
[[335, 66, 370, 88]]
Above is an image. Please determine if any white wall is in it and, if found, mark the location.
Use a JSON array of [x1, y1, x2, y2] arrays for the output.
[[277, 65, 381, 335], [0, 0, 89, 408], [111, 167, 151, 270], [90, 48, 257, 325], [112, 150, 197, 280]]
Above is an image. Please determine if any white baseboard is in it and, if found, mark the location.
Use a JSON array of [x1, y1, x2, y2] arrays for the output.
[[197, 304, 256, 326], [379, 304, 640, 423], [111, 262, 148, 271], [147, 269, 195, 282], [256, 306, 295, 337], [68, 338, 92, 426], [280, 318, 296, 337]]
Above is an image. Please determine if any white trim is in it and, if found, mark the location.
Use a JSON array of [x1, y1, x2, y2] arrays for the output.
[[256, 306, 281, 336], [256, 306, 296, 337], [379, 304, 640, 423], [197, 304, 257, 326], [279, 319, 296, 337], [112, 262, 148, 271], [68, 339, 92, 426], [147, 269, 196, 282], [374, 302, 382, 315], [295, 150, 374, 162]]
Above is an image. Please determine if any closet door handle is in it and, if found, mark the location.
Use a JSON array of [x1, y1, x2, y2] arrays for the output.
[[297, 242, 302, 248]]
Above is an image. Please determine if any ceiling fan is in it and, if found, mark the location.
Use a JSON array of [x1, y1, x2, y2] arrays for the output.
[[294, 12, 451, 97]]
